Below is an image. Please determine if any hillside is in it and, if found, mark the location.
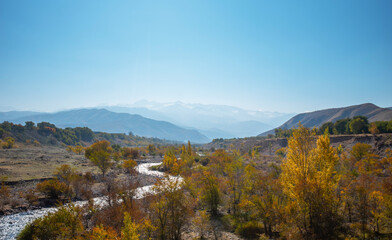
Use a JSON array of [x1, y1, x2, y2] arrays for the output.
[[259, 103, 392, 136], [2, 109, 210, 143]]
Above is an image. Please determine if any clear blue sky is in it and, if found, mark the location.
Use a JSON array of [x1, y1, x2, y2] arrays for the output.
[[1, 0, 391, 113]]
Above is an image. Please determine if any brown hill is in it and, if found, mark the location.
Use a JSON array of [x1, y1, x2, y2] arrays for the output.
[[259, 103, 392, 136]]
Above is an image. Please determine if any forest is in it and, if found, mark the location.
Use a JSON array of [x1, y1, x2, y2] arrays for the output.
[[1, 123, 390, 240]]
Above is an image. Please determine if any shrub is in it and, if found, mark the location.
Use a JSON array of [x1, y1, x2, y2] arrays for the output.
[[2, 137, 15, 149], [36, 179, 70, 200], [123, 148, 140, 160], [123, 159, 138, 174], [17, 204, 84, 240], [20, 189, 39, 207], [200, 157, 210, 166], [235, 221, 264, 239], [0, 179, 10, 211]]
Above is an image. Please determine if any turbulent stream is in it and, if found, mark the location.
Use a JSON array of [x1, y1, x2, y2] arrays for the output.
[[0, 162, 164, 240]]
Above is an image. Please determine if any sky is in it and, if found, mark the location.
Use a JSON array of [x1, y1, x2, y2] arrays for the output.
[[0, 0, 391, 113]]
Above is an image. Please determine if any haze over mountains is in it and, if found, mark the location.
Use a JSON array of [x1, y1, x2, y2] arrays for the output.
[[0, 101, 294, 143], [259, 103, 392, 136], [0, 109, 210, 143], [103, 100, 294, 139], [3, 102, 390, 142]]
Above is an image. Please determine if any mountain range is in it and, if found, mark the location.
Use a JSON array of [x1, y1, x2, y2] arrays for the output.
[[103, 100, 294, 139], [0, 109, 210, 143], [0, 102, 295, 141], [259, 103, 392, 136]]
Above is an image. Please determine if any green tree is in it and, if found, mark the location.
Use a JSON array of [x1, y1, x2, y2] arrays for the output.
[[187, 140, 192, 156], [333, 118, 351, 134], [349, 116, 369, 134], [318, 122, 334, 135], [85, 140, 113, 176], [24, 121, 35, 130]]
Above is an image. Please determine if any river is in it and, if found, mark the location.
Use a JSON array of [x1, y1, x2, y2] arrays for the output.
[[0, 162, 163, 240]]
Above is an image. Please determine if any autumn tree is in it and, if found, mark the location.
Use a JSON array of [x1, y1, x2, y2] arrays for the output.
[[147, 144, 157, 156], [199, 170, 221, 216], [162, 148, 178, 173], [185, 140, 192, 155], [85, 140, 113, 177], [151, 175, 192, 240], [280, 124, 341, 239], [225, 151, 246, 216], [122, 212, 140, 240]]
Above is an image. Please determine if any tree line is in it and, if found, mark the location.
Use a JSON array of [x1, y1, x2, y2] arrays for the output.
[[274, 116, 392, 138], [0, 121, 176, 148]]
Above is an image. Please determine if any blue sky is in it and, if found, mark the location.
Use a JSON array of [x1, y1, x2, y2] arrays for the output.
[[0, 0, 391, 113]]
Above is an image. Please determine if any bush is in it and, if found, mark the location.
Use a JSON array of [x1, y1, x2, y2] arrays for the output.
[[123, 159, 138, 174], [2, 137, 15, 149], [36, 179, 70, 200], [17, 204, 84, 240], [123, 147, 140, 160], [0, 179, 10, 211], [200, 157, 210, 166], [235, 221, 264, 239]]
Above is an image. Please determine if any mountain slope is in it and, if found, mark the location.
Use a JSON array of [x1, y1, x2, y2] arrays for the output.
[[259, 103, 392, 136], [7, 109, 210, 143]]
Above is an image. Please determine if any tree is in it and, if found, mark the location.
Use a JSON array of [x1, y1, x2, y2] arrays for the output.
[[147, 144, 156, 156], [349, 116, 369, 134], [350, 143, 371, 161], [122, 212, 140, 240], [162, 149, 177, 172], [280, 124, 341, 239], [85, 140, 113, 177], [225, 152, 245, 216], [333, 118, 351, 134], [369, 122, 380, 134], [187, 140, 192, 156], [199, 170, 221, 216], [25, 121, 35, 130], [151, 176, 192, 240], [318, 122, 334, 135]]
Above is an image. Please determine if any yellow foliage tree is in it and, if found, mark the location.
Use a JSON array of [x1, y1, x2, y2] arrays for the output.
[[122, 212, 140, 240], [280, 124, 341, 239]]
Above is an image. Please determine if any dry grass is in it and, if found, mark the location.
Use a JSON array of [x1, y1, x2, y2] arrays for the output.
[[0, 145, 98, 182]]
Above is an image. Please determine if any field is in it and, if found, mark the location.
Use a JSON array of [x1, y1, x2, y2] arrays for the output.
[[0, 145, 97, 183]]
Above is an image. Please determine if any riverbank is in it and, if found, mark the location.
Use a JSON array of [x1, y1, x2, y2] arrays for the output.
[[0, 161, 164, 240]]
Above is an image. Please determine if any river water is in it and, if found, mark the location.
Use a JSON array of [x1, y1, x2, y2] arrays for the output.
[[0, 162, 163, 240]]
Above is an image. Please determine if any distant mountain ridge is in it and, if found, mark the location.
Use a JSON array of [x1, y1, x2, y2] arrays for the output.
[[104, 101, 293, 138], [259, 103, 392, 136], [1, 109, 210, 143]]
